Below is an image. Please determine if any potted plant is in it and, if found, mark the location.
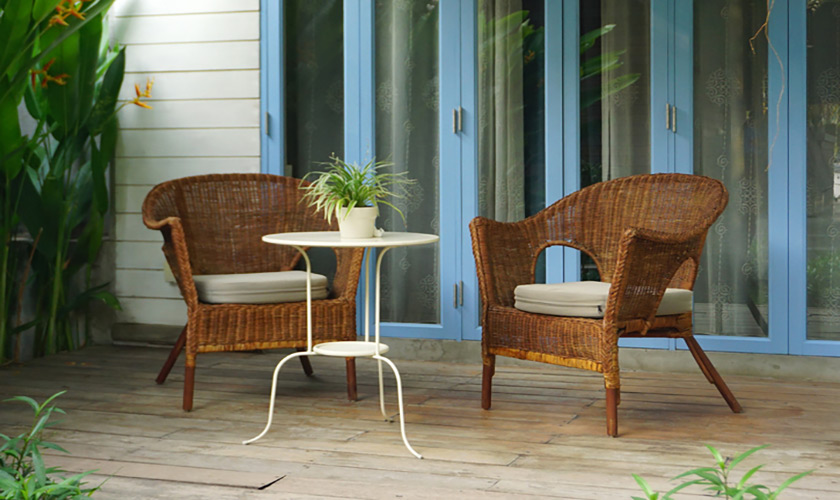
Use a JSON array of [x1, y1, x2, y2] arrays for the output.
[[300, 155, 415, 238]]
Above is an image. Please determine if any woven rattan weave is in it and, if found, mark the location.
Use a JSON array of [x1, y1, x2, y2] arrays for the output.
[[142, 174, 364, 410], [470, 173, 742, 436]]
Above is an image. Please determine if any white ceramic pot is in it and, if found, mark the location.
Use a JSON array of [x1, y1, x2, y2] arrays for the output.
[[337, 206, 379, 239]]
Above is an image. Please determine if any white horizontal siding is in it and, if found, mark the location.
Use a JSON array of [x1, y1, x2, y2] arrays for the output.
[[115, 298, 187, 326], [117, 71, 259, 101], [112, 0, 261, 326], [115, 242, 165, 270], [116, 158, 260, 185], [116, 129, 260, 157], [112, 12, 258, 44], [123, 42, 259, 72], [119, 100, 259, 129], [113, 0, 259, 17], [115, 270, 183, 299]]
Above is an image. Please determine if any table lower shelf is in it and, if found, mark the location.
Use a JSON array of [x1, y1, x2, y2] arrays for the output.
[[312, 341, 390, 357]]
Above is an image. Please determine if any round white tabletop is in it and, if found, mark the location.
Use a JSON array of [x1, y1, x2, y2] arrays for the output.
[[262, 231, 439, 248]]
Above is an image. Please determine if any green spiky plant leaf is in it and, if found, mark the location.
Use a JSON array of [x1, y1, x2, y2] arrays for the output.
[[1, 391, 103, 499], [632, 445, 813, 500], [300, 155, 416, 225]]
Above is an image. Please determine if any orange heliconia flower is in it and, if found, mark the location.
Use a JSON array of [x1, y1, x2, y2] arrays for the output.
[[131, 78, 155, 109], [30, 58, 70, 88], [48, 0, 90, 29]]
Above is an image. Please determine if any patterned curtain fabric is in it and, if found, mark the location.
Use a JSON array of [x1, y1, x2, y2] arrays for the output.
[[477, 0, 527, 223], [375, 0, 441, 324], [693, 0, 769, 337], [599, 0, 650, 181], [806, 0, 840, 340]]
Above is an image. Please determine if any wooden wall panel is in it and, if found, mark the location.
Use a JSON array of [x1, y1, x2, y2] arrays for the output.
[[111, 0, 261, 328]]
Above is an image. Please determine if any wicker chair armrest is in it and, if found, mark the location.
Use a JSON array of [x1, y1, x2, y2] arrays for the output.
[[470, 217, 540, 308], [142, 215, 199, 308], [603, 227, 705, 334]]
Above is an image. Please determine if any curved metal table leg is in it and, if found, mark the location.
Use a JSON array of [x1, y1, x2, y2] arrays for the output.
[[378, 359, 388, 419], [243, 351, 312, 445], [374, 354, 422, 459]]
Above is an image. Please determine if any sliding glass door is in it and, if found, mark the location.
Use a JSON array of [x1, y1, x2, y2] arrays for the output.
[[688, 0, 773, 345], [374, 0, 462, 339]]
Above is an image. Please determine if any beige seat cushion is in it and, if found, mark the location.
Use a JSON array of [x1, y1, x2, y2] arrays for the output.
[[514, 281, 692, 318], [193, 271, 329, 304]]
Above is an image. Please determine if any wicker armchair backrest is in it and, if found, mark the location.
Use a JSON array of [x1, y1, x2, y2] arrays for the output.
[[142, 174, 331, 275], [536, 173, 728, 286]]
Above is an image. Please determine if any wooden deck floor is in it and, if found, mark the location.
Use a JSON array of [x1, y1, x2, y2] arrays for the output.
[[1, 345, 838, 499]]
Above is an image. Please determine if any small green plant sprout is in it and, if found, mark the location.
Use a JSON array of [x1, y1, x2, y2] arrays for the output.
[[299, 155, 416, 224], [1, 391, 102, 499], [632, 444, 813, 500]]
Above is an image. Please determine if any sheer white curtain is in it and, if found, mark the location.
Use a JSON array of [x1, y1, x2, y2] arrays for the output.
[[477, 0, 527, 223], [693, 0, 769, 337], [375, 1, 440, 324], [599, 0, 650, 181]]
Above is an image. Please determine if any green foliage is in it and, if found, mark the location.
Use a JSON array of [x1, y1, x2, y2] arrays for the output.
[[579, 24, 641, 110], [632, 445, 813, 500], [0, 391, 101, 499], [300, 155, 416, 225], [0, 0, 122, 362]]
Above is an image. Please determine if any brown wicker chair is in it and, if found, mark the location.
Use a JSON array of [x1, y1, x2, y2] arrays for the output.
[[142, 174, 364, 411], [470, 173, 742, 436]]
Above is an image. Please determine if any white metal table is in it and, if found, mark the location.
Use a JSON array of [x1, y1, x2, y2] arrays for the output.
[[243, 231, 439, 459]]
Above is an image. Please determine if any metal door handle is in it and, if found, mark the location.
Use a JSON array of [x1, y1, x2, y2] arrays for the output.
[[671, 104, 677, 133], [665, 103, 671, 130]]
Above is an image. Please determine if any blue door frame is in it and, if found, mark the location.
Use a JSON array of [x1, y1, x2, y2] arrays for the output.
[[261, 0, 840, 357]]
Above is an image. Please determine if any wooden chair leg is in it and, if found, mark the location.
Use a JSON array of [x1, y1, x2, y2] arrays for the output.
[[156, 326, 187, 385], [684, 337, 743, 413], [346, 357, 357, 401], [482, 354, 495, 410], [606, 387, 619, 437], [296, 347, 314, 376], [183, 360, 196, 412]]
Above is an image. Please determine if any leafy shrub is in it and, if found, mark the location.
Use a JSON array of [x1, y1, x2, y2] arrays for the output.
[[0, 392, 100, 499], [632, 444, 812, 500]]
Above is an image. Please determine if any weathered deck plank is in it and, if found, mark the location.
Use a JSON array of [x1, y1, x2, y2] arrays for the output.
[[1, 345, 838, 499]]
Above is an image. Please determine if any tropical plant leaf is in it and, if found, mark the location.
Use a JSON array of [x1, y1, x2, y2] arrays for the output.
[[769, 470, 813, 499], [580, 24, 615, 53]]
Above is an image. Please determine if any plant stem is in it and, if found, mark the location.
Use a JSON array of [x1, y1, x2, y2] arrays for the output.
[[45, 211, 67, 355]]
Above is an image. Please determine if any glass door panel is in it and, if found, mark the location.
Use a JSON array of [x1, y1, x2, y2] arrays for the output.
[[579, 0, 651, 281], [579, 0, 651, 189], [375, 0, 440, 325], [477, 0, 546, 223], [692, 0, 769, 338], [285, 0, 344, 279], [806, 2, 840, 341], [285, 0, 344, 177]]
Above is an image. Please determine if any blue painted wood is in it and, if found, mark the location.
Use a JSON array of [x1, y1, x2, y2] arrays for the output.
[[561, 0, 581, 283], [671, 0, 690, 175], [260, 0, 283, 175], [438, 0, 463, 341], [788, 0, 840, 356], [460, 0, 482, 342], [543, 0, 566, 286], [764, 0, 792, 354], [375, 0, 460, 341]]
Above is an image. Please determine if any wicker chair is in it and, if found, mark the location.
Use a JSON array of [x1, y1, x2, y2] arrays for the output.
[[142, 174, 364, 411], [470, 173, 742, 436]]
